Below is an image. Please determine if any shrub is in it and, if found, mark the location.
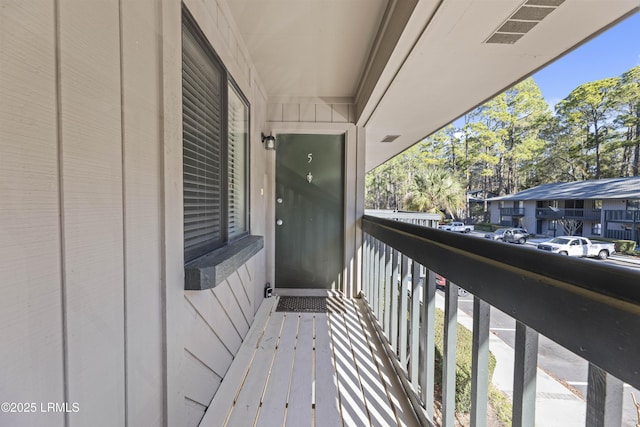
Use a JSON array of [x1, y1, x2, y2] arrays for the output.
[[433, 309, 496, 413], [615, 240, 637, 254], [473, 223, 494, 232]]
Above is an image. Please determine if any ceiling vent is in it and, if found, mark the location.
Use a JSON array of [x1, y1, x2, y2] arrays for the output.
[[485, 0, 565, 44], [381, 135, 401, 143]]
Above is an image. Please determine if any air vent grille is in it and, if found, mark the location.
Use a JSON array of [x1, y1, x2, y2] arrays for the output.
[[381, 134, 400, 143], [485, 0, 565, 44]]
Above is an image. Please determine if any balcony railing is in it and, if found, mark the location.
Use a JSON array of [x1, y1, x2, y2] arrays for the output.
[[360, 214, 639, 426], [499, 207, 525, 216], [606, 210, 640, 222], [535, 208, 601, 221]]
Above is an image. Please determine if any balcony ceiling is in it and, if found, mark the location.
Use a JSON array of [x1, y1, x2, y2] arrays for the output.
[[227, 0, 640, 171]]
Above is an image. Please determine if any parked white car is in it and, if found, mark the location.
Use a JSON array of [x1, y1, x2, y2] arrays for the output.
[[536, 236, 615, 259], [438, 222, 474, 233]]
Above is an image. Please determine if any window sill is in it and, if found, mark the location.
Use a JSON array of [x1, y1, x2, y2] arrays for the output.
[[184, 235, 264, 291]]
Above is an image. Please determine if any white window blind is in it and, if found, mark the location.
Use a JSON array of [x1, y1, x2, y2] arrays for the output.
[[182, 21, 224, 261], [227, 84, 248, 240], [182, 12, 251, 263]]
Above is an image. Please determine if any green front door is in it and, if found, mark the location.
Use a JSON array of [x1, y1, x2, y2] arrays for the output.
[[275, 134, 345, 289]]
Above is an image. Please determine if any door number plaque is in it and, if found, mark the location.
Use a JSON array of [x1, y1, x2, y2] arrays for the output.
[[307, 153, 313, 183]]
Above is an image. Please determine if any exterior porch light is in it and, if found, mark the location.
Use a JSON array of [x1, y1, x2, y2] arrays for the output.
[[261, 132, 276, 151]]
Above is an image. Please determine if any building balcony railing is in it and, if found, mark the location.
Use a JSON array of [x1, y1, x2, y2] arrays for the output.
[[361, 214, 639, 426], [606, 210, 640, 222], [499, 207, 525, 216], [535, 208, 601, 221]]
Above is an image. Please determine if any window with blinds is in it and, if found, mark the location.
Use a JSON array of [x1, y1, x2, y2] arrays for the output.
[[182, 13, 249, 263], [227, 84, 248, 241]]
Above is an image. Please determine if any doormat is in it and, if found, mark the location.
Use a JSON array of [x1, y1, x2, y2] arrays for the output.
[[276, 296, 345, 313]]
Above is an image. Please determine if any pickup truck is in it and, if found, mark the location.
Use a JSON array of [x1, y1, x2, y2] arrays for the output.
[[438, 222, 474, 233], [536, 236, 615, 259]]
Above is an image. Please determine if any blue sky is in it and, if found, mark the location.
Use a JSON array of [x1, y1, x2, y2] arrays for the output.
[[532, 11, 640, 108]]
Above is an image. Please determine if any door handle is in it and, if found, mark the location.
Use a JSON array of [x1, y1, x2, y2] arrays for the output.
[[276, 219, 283, 226]]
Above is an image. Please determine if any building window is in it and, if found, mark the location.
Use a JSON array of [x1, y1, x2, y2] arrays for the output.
[[592, 223, 602, 235], [182, 12, 249, 263], [227, 83, 249, 241], [627, 199, 640, 210]]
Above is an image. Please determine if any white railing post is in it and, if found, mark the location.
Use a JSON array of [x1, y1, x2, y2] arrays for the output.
[[390, 249, 399, 353], [372, 238, 379, 316], [512, 321, 538, 427], [364, 234, 371, 298], [409, 260, 421, 386], [420, 270, 437, 420], [377, 243, 386, 322], [384, 245, 392, 338], [586, 363, 623, 427], [442, 281, 459, 427], [471, 297, 490, 427], [399, 254, 409, 366]]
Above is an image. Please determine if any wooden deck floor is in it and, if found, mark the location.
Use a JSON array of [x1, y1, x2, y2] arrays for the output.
[[200, 293, 421, 427]]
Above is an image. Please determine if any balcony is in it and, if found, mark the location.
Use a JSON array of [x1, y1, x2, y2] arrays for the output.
[[199, 292, 422, 427], [199, 215, 639, 427], [606, 210, 640, 222], [358, 215, 638, 426], [499, 207, 525, 217], [535, 208, 602, 221]]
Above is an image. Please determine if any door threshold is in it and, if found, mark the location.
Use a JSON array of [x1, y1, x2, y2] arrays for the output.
[[273, 289, 343, 297]]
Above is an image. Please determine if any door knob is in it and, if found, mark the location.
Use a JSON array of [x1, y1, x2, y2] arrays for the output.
[[276, 219, 283, 226], [276, 197, 283, 204]]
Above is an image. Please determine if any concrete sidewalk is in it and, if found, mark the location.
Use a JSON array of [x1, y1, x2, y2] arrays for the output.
[[434, 293, 585, 427]]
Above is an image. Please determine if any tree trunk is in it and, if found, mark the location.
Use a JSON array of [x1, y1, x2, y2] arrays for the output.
[[594, 121, 601, 179], [634, 106, 640, 176]]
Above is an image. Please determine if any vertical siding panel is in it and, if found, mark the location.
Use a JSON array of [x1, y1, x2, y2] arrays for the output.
[[0, 2, 65, 426], [58, 0, 125, 425], [159, 0, 185, 424], [120, 0, 164, 425]]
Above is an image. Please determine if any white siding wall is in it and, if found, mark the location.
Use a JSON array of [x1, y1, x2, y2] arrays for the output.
[[521, 201, 537, 231], [0, 1, 268, 426], [0, 2, 65, 426], [183, 259, 258, 424], [267, 100, 355, 124], [489, 203, 501, 224], [603, 199, 626, 211], [58, 0, 126, 425], [121, 0, 164, 425]]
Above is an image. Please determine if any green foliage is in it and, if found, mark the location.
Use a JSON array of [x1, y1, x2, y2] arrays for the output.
[[434, 309, 497, 413], [365, 65, 640, 209], [489, 385, 513, 426], [473, 223, 501, 232], [555, 77, 620, 179], [403, 166, 466, 216], [615, 240, 637, 254]]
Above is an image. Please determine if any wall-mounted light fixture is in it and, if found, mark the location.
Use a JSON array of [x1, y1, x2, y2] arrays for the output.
[[261, 132, 276, 151]]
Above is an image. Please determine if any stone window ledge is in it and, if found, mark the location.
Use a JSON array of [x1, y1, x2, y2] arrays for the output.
[[184, 235, 264, 290]]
